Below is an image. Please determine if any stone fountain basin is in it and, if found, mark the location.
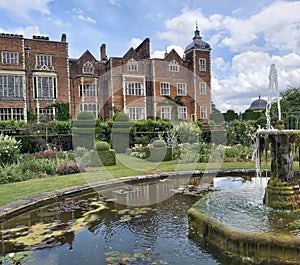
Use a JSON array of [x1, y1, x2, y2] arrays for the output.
[[188, 177, 300, 264]]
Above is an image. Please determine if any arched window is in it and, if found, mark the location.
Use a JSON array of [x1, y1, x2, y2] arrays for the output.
[[128, 59, 138, 71], [83, 61, 94, 74], [169, 60, 179, 72]]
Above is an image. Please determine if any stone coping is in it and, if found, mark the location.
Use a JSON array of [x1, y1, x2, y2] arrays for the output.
[[0, 169, 258, 221], [188, 205, 300, 264]]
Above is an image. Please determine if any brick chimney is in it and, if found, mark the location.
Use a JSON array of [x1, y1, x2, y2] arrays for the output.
[[61, 33, 67, 42], [100, 44, 107, 61]]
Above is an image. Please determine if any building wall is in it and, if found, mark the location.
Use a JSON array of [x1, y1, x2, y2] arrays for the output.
[[0, 33, 68, 122], [0, 30, 211, 123]]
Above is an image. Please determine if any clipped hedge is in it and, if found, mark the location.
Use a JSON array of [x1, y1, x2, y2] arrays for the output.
[[72, 119, 95, 150], [152, 139, 167, 147], [146, 146, 172, 162], [77, 111, 95, 120], [15, 134, 73, 153], [90, 149, 116, 167], [95, 141, 110, 150]]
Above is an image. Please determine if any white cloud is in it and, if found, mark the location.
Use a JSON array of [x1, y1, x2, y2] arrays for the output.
[[222, 1, 300, 52], [0, 26, 42, 38], [108, 0, 121, 7], [52, 19, 70, 28], [71, 7, 97, 24], [156, 1, 300, 113], [128, 38, 143, 49], [152, 45, 184, 58], [76, 14, 96, 24], [213, 57, 230, 73], [213, 51, 300, 113], [0, 0, 51, 19]]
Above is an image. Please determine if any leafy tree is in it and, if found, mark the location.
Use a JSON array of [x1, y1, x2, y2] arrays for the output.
[[278, 87, 300, 129], [223, 110, 238, 122], [241, 109, 264, 121]]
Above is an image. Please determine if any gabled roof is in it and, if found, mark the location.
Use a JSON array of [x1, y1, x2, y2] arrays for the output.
[[77, 50, 98, 63], [123, 38, 150, 61], [164, 48, 182, 61]]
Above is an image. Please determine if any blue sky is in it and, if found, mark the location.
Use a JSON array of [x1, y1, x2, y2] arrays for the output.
[[0, 0, 300, 113]]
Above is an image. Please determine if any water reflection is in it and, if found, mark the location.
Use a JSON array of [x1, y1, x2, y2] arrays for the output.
[[1, 175, 293, 265]]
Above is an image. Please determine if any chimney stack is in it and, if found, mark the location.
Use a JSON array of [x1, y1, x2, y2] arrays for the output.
[[100, 44, 107, 61], [61, 33, 67, 42]]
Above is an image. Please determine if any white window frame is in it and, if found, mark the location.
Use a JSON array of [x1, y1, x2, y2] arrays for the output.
[[200, 82, 207, 95], [126, 107, 145, 120], [200, 106, 207, 119], [83, 61, 94, 74], [128, 59, 138, 71], [38, 108, 54, 120], [1, 51, 18, 65], [0, 108, 24, 121], [80, 84, 96, 97], [177, 83, 186, 96], [178, 106, 187, 120], [125, 82, 144, 96], [36, 54, 52, 67], [169, 60, 179, 72], [80, 103, 98, 118], [160, 82, 170, 95], [199, 58, 206, 72], [161, 106, 171, 120], [34, 76, 57, 99], [0, 74, 23, 98]]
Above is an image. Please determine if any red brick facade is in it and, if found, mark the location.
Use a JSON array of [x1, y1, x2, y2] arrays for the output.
[[0, 33, 69, 121], [0, 27, 211, 122]]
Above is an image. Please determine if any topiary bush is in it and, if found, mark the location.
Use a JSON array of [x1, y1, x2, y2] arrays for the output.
[[113, 112, 130, 122], [152, 139, 167, 147], [77, 111, 95, 120], [73, 112, 96, 150], [112, 112, 132, 153], [95, 141, 110, 150], [146, 139, 172, 162], [90, 149, 116, 167]]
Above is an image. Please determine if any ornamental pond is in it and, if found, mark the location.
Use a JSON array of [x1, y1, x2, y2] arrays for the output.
[[0, 174, 299, 265]]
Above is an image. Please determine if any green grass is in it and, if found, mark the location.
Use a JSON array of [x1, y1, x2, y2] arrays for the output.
[[1, 154, 297, 206]]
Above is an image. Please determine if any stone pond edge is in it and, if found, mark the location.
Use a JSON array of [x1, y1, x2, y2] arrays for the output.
[[0, 169, 260, 221]]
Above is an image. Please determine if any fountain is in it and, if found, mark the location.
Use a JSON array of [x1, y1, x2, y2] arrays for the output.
[[188, 64, 300, 264]]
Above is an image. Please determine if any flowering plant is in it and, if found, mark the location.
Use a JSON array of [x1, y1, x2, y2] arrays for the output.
[[0, 134, 21, 165]]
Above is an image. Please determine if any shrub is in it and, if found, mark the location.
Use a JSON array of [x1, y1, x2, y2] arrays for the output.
[[0, 134, 21, 165], [95, 141, 110, 150], [77, 111, 95, 120], [173, 121, 201, 144], [90, 149, 116, 166], [56, 161, 85, 175], [224, 146, 239, 158], [146, 140, 172, 162], [152, 139, 166, 147], [146, 146, 172, 162], [113, 112, 130, 122]]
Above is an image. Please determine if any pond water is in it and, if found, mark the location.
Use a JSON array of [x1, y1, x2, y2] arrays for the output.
[[0, 176, 298, 265]]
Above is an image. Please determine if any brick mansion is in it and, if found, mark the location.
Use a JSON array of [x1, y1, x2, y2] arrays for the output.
[[0, 26, 211, 122]]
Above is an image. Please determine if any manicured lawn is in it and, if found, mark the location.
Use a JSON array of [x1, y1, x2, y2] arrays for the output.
[[1, 154, 297, 206]]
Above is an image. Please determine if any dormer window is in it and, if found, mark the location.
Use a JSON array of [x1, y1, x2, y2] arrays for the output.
[[169, 60, 179, 72], [128, 59, 138, 71], [83, 61, 94, 74]]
